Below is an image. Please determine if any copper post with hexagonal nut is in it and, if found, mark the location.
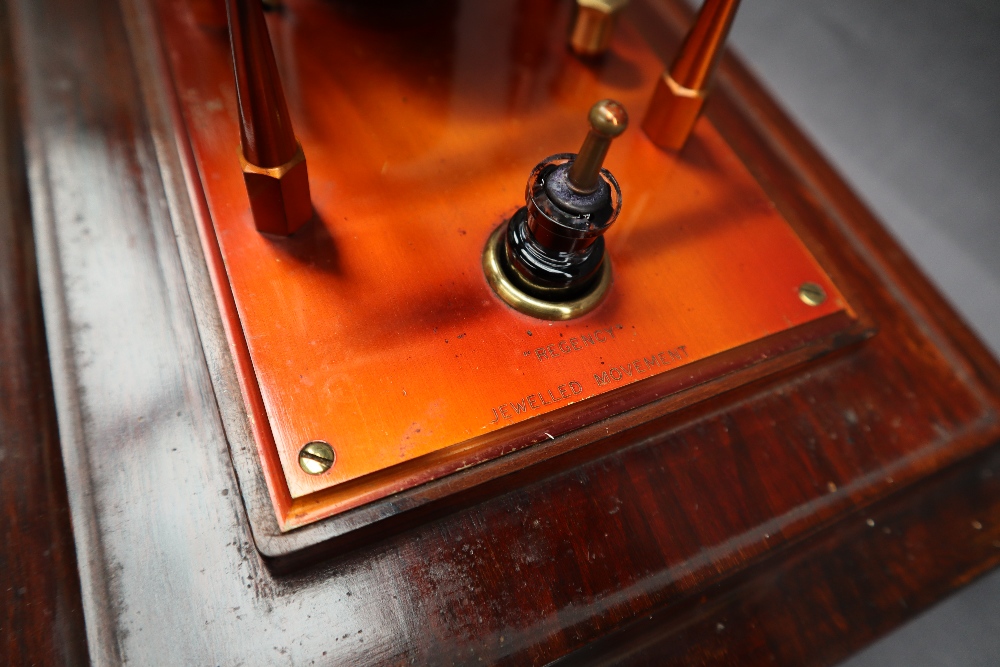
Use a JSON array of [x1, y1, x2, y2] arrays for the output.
[[642, 0, 742, 152], [226, 0, 313, 235]]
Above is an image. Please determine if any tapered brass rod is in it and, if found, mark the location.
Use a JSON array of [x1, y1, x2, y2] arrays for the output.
[[642, 0, 742, 152]]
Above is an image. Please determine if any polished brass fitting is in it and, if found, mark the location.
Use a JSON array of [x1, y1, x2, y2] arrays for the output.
[[569, 0, 630, 58], [485, 100, 627, 319]]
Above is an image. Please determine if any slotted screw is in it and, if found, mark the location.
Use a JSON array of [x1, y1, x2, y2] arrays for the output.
[[298, 441, 335, 475], [798, 282, 827, 306]]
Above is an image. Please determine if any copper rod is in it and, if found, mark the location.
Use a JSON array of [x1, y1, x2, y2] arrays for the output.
[[226, 0, 298, 168], [669, 0, 740, 91], [642, 0, 742, 152]]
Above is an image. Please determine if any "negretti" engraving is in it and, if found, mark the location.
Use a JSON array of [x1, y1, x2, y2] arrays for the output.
[[593, 346, 689, 386], [526, 324, 624, 362], [489, 381, 585, 423]]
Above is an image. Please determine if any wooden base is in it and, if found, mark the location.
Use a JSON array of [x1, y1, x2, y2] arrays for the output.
[[0, 3, 88, 661], [5, 0, 1000, 663], [561, 442, 1000, 665]]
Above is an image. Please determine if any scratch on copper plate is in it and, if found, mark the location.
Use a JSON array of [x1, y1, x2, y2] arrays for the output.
[[350, 391, 374, 451]]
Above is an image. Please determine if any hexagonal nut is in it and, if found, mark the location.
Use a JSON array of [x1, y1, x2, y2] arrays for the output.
[[640, 73, 707, 152], [239, 146, 313, 235], [570, 0, 630, 57]]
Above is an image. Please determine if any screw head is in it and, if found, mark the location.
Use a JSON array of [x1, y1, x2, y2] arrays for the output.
[[298, 440, 335, 475], [798, 282, 827, 306]]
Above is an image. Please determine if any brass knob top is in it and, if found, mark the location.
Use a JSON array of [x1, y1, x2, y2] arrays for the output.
[[588, 99, 629, 138], [568, 99, 629, 194]]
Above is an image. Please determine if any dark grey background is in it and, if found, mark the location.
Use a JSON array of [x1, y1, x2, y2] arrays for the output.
[[729, 1, 1000, 664]]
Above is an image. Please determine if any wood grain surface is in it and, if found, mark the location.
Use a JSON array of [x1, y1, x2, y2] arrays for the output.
[[558, 442, 1000, 666], [4, 0, 1000, 665], [0, 1, 88, 663]]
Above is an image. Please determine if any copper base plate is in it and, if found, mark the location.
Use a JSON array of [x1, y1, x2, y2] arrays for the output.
[[158, 0, 858, 530]]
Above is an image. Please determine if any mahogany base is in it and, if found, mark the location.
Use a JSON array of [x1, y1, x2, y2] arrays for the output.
[[4, 0, 1000, 664]]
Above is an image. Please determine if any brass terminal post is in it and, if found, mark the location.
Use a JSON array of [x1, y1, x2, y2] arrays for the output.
[[484, 100, 629, 319], [568, 0, 629, 58]]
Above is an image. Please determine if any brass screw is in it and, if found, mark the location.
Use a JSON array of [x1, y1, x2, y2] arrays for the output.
[[298, 441, 335, 475], [798, 282, 827, 306]]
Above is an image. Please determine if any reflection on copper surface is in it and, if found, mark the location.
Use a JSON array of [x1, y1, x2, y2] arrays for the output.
[[507, 0, 563, 112]]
